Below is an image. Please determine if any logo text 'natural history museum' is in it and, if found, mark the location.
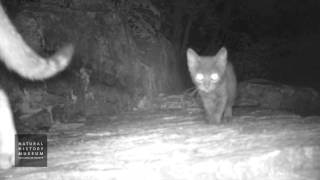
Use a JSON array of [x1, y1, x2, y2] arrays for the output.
[[16, 134, 47, 167]]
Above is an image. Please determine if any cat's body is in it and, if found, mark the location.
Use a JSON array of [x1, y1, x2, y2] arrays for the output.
[[187, 47, 236, 124], [0, 3, 73, 169]]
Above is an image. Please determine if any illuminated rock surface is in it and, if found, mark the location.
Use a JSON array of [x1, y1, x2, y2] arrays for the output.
[[1, 107, 319, 180]]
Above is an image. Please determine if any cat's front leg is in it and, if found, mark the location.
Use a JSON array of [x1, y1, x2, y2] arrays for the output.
[[223, 105, 232, 122], [202, 97, 224, 124], [0, 90, 16, 169], [213, 96, 228, 124], [201, 97, 216, 123]]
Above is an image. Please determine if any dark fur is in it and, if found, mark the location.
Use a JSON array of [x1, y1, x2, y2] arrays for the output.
[[187, 47, 237, 124]]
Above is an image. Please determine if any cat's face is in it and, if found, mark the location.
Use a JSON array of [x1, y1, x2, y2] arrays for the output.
[[187, 47, 227, 92]]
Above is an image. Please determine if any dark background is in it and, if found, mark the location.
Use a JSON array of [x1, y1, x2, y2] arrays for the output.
[[153, 0, 320, 90], [2, 0, 320, 91]]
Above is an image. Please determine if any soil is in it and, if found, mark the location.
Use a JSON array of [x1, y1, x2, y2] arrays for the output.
[[1, 107, 320, 180]]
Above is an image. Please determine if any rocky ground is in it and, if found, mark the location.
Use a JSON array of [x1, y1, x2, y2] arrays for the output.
[[1, 105, 319, 180]]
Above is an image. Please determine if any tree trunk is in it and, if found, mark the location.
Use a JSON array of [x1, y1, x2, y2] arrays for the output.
[[180, 15, 194, 58]]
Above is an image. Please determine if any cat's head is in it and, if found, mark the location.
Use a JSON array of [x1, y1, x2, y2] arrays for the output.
[[187, 47, 228, 92]]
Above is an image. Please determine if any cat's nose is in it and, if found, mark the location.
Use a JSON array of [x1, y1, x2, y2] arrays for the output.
[[202, 83, 211, 91], [203, 82, 210, 88]]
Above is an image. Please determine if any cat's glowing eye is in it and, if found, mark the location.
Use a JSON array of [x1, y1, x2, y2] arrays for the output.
[[210, 73, 219, 82], [195, 73, 204, 82]]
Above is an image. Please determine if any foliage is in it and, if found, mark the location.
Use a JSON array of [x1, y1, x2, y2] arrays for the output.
[[113, 0, 160, 42]]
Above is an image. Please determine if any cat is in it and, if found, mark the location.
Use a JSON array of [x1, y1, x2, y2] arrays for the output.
[[0, 3, 74, 169], [187, 47, 236, 124]]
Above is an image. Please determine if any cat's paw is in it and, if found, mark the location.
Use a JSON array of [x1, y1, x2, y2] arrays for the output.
[[0, 152, 14, 170], [222, 116, 233, 123], [0, 136, 15, 170], [0, 128, 16, 170], [206, 115, 222, 124]]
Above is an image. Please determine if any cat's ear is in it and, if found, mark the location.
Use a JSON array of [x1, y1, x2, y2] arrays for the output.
[[215, 47, 228, 70], [187, 48, 199, 71]]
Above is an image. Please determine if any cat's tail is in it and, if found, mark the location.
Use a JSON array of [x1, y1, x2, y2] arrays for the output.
[[0, 5, 74, 80]]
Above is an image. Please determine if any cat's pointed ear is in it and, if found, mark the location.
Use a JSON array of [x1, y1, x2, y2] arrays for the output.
[[187, 48, 199, 70], [215, 47, 228, 70]]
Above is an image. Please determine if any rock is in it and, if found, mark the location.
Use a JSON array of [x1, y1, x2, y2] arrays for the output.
[[5, 108, 320, 179], [18, 109, 52, 131], [237, 79, 320, 115], [10, 3, 182, 122]]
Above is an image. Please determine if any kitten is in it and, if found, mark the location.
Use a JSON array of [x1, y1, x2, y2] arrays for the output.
[[0, 3, 73, 169], [187, 47, 236, 124]]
